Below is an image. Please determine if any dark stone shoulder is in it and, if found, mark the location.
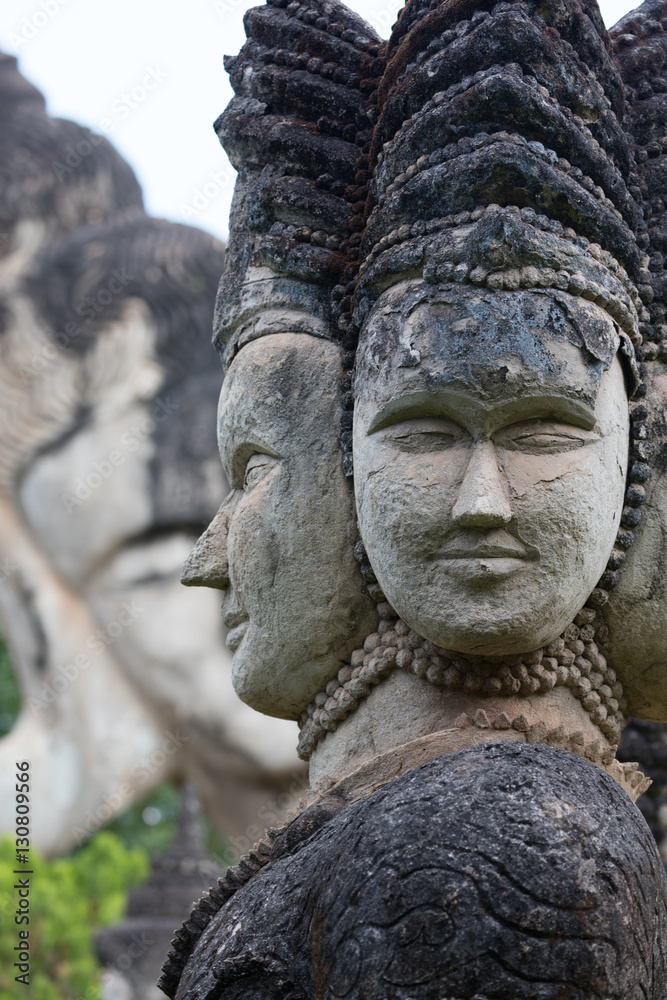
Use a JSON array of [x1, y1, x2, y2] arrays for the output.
[[168, 742, 667, 1000], [158, 794, 349, 999]]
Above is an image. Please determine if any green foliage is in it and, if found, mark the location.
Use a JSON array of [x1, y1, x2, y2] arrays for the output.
[[106, 781, 232, 863], [105, 782, 182, 854], [0, 832, 147, 1000], [0, 631, 20, 738]]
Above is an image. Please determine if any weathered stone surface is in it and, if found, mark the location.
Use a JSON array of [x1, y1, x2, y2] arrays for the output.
[[170, 743, 667, 1000], [354, 281, 629, 657], [185, 333, 377, 718]]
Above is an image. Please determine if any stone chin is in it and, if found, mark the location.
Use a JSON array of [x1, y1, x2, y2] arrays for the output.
[[386, 572, 603, 658], [353, 281, 630, 660]]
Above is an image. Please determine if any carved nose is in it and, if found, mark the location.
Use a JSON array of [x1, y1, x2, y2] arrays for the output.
[[451, 441, 512, 529], [181, 502, 230, 589]]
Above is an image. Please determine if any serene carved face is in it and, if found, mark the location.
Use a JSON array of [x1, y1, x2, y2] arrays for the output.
[[191, 333, 376, 719], [354, 281, 629, 656]]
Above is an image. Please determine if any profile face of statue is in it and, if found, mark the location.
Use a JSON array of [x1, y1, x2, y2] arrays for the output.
[[189, 332, 377, 720], [354, 281, 630, 657]]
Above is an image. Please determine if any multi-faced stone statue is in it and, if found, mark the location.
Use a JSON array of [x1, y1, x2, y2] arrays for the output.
[[0, 59, 301, 856], [162, 0, 667, 996]]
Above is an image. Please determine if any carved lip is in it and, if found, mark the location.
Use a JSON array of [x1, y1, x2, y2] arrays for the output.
[[436, 555, 531, 583], [440, 546, 530, 560], [435, 535, 537, 581], [438, 531, 535, 563], [225, 620, 249, 652], [223, 608, 248, 629], [223, 608, 250, 652]]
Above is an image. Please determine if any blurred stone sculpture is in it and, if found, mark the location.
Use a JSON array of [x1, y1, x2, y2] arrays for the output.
[[0, 54, 301, 857], [619, 718, 667, 857], [97, 785, 219, 1000], [160, 0, 667, 995]]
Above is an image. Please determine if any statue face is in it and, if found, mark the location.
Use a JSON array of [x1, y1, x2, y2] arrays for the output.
[[191, 333, 376, 719], [354, 281, 629, 656]]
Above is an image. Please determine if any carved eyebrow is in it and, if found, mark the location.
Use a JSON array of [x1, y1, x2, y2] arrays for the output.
[[226, 440, 282, 487], [367, 390, 597, 435]]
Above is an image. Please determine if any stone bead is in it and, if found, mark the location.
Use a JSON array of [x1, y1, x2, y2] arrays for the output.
[[427, 663, 445, 685], [363, 633, 381, 652], [582, 691, 601, 711], [346, 678, 370, 700], [412, 655, 429, 678], [524, 676, 542, 695], [590, 705, 608, 724]]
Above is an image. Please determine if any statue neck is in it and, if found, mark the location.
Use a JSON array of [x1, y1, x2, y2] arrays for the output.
[[307, 670, 646, 803]]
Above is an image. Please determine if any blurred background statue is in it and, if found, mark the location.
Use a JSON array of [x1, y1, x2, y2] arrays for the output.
[[0, 51, 302, 860]]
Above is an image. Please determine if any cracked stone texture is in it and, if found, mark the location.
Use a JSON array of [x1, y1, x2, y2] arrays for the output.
[[353, 281, 630, 659]]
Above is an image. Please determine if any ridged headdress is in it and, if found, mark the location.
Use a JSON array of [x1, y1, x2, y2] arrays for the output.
[[212, 0, 383, 371]]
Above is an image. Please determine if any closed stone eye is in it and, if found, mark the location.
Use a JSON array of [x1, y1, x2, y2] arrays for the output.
[[243, 453, 277, 490], [494, 422, 593, 453]]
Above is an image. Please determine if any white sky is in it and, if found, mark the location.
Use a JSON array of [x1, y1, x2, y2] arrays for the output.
[[0, 0, 641, 243]]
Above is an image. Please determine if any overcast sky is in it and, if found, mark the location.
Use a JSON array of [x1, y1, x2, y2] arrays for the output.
[[0, 0, 640, 243]]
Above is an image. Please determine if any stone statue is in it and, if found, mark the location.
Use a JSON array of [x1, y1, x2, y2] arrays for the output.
[[96, 786, 220, 1000], [0, 54, 302, 856], [161, 0, 667, 995]]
